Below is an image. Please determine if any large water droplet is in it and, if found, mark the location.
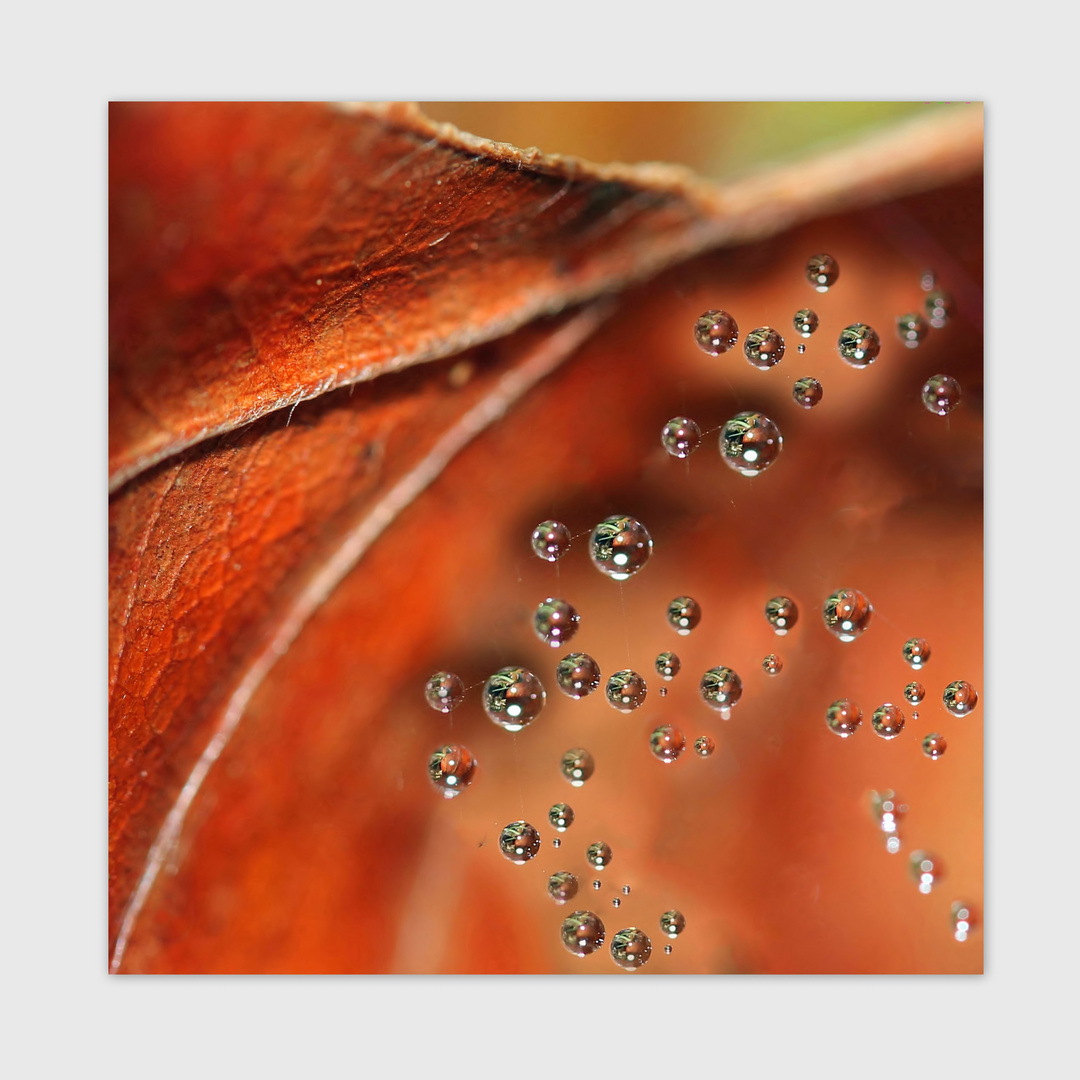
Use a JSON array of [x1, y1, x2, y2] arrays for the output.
[[610, 927, 652, 970], [921, 374, 962, 416], [586, 841, 613, 870], [792, 376, 823, 409], [762, 653, 783, 676], [427, 744, 477, 798], [896, 312, 929, 348], [548, 871, 579, 905], [910, 851, 943, 894], [661, 416, 702, 459], [837, 323, 881, 367], [700, 666, 743, 715], [548, 803, 575, 831], [606, 669, 648, 712], [793, 308, 819, 336], [904, 681, 926, 705], [649, 723, 686, 764], [694, 309, 739, 355], [560, 910, 606, 956], [825, 699, 862, 738], [424, 671, 465, 713], [921, 732, 947, 760], [555, 652, 601, 699], [531, 520, 571, 562], [483, 667, 546, 731], [589, 515, 653, 580], [943, 680, 979, 717], [693, 735, 715, 758], [806, 253, 839, 292], [744, 326, 786, 369], [925, 289, 953, 328], [660, 910, 686, 938], [499, 821, 542, 864], [655, 651, 681, 680], [533, 597, 580, 649], [719, 412, 783, 476], [667, 595, 701, 635], [871, 703, 906, 740], [561, 747, 595, 786], [765, 595, 799, 635], [902, 637, 931, 669], [822, 588, 873, 641], [950, 900, 977, 942]]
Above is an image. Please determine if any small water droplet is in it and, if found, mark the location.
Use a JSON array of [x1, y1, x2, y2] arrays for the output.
[[533, 597, 580, 649], [922, 732, 947, 760], [762, 653, 783, 676], [592, 880, 602, 891], [904, 681, 926, 705], [943, 680, 979, 717], [560, 910, 605, 956], [700, 666, 743, 714], [531, 520, 571, 562], [660, 910, 685, 938], [424, 671, 465, 713], [920, 269, 937, 292], [606, 669, 648, 712], [610, 927, 652, 970], [612, 897, 621, 908], [655, 651, 681, 680], [896, 312, 929, 348], [869, 789, 906, 845], [427, 744, 477, 798], [659, 686, 667, 697], [902, 637, 931, 669], [825, 699, 862, 738], [720, 412, 783, 476], [499, 821, 542, 864], [922, 374, 962, 416], [560, 747, 595, 786], [483, 667, 546, 731], [837, 323, 881, 367], [765, 595, 799, 635], [586, 841, 613, 870], [806, 253, 839, 292], [589, 515, 653, 580], [622, 885, 631, 895], [871, 703, 906, 740], [661, 416, 702, 458], [555, 652, 601, 699], [792, 376, 823, 409], [693, 735, 715, 758], [925, 289, 953, 328], [822, 588, 873, 641], [793, 308, 819, 336], [950, 900, 977, 942], [797, 343, 806, 354], [667, 596, 701, 635], [553, 837, 561, 848], [909, 850, 943, 894], [744, 326, 786, 369], [548, 871, 579, 904], [548, 802, 575, 831], [649, 723, 687, 764], [664, 944, 673, 955], [694, 309, 739, 355]]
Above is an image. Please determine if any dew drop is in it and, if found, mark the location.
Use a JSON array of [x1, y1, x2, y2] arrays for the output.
[[694, 309, 739, 355], [592, 879, 602, 891], [649, 723, 687, 764], [667, 595, 701, 635], [920, 269, 937, 292], [762, 653, 783, 676], [424, 671, 465, 713], [896, 312, 929, 348], [548, 871, 579, 905], [797, 343, 806, 354], [482, 667, 546, 731], [822, 588, 873, 641], [871, 703, 906, 740], [806, 253, 839, 292], [548, 802, 575, 831], [921, 374, 962, 416], [793, 308, 819, 337], [659, 686, 667, 697], [904, 681, 926, 705], [427, 744, 478, 798], [606, 669, 648, 712], [622, 885, 631, 895], [925, 289, 954, 328], [902, 637, 931, 669], [693, 734, 715, 758], [560, 910, 606, 956], [922, 732, 947, 760], [661, 416, 702, 459], [744, 326, 786, 369], [612, 897, 621, 908], [700, 666, 743, 715], [943, 680, 979, 717], [610, 927, 652, 970], [555, 652, 601, 699], [910, 851, 944, 894], [765, 595, 799, 635], [660, 910, 685, 938], [531, 519, 571, 562], [792, 376, 823, 409], [825, 699, 862, 738], [553, 837, 561, 848], [589, 515, 653, 581], [533, 597, 580, 649], [664, 944, 673, 955], [837, 323, 881, 367], [586, 841, 613, 870], [719, 411, 783, 476], [498, 821, 542, 864], [950, 900, 978, 942], [869, 789, 906, 846], [655, 651, 681, 680], [560, 747, 595, 787]]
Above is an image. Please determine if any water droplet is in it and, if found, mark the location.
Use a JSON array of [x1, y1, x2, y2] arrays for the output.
[[548, 802, 575, 831], [792, 376, 823, 409], [548, 871, 579, 904], [553, 837, 561, 848], [869, 789, 906, 845], [560, 747, 595, 786], [589, 515, 653, 581], [822, 588, 873, 641], [920, 269, 936, 292], [909, 851, 943, 894], [700, 666, 743, 715], [793, 308, 819, 336], [950, 900, 977, 942], [896, 312, 929, 348], [612, 897, 621, 908], [622, 885, 631, 895], [606, 669, 648, 712], [424, 671, 465, 713], [943, 680, 979, 717], [921, 374, 962, 416], [825, 699, 862, 738], [660, 910, 685, 938], [483, 667, 546, 731], [533, 597, 580, 649], [427, 744, 478, 798], [797, 343, 806, 354], [837, 323, 881, 367], [719, 411, 783, 476], [694, 309, 739, 355], [693, 735, 715, 758], [765, 595, 799, 635], [922, 732, 947, 760], [649, 723, 687, 764], [555, 652, 601, 699], [560, 910, 606, 956], [659, 686, 667, 697], [499, 821, 542, 864], [592, 880, 602, 891], [655, 651, 681, 680], [762, 653, 783, 676], [744, 326, 786, 369], [667, 595, 701, 635], [925, 289, 953, 328], [806, 253, 839, 292], [661, 416, 702, 458], [664, 944, 673, 955], [610, 927, 652, 970], [902, 637, 931, 669], [531, 519, 571, 562], [904, 681, 926, 705], [871, 703, 906, 740], [586, 841, 613, 870]]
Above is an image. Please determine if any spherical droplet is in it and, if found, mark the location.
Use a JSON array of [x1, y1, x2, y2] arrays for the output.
[[612, 897, 621, 908], [693, 735, 715, 758], [667, 595, 701, 635], [622, 885, 631, 895], [498, 821, 542, 864], [561, 747, 595, 787], [910, 851, 943, 894], [694, 309, 739, 355], [606, 669, 648, 712], [896, 312, 929, 348], [548, 871, 579, 905], [533, 597, 580, 649], [589, 515, 653, 581], [797, 343, 806, 354], [483, 666, 546, 731], [904, 681, 926, 705], [806, 253, 839, 292], [531, 519, 571, 562], [700, 666, 743, 715], [925, 289, 953, 328], [744, 326, 786, 369], [822, 588, 873, 642], [586, 841, 613, 870], [548, 802, 575, 831], [424, 671, 465, 713], [560, 910, 606, 957], [719, 411, 783, 476], [762, 653, 783, 676], [655, 651, 681, 680], [555, 652, 601, 699], [922, 732, 947, 760], [661, 416, 702, 459], [902, 637, 931, 669], [552, 837, 561, 848], [610, 927, 652, 970], [950, 900, 978, 942], [592, 880, 602, 891], [649, 723, 686, 764], [765, 595, 799, 635], [837, 323, 881, 367], [943, 680, 979, 717], [871, 703, 906, 740], [793, 308, 819, 337], [427, 744, 478, 798], [792, 376, 823, 409], [869, 789, 906, 840], [660, 910, 686, 938], [664, 944, 673, 955], [825, 699, 863, 738], [922, 374, 962, 416], [920, 269, 937, 292]]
